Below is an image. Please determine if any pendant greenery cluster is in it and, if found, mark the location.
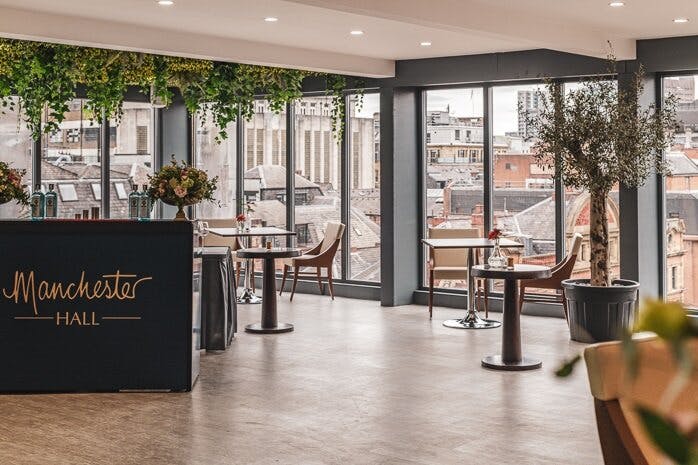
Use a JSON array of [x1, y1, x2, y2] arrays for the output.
[[0, 38, 360, 141]]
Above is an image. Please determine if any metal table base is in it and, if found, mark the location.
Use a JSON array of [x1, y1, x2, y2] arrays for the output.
[[442, 247, 501, 330]]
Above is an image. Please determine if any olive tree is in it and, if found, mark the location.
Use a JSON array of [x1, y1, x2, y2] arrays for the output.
[[525, 62, 677, 286]]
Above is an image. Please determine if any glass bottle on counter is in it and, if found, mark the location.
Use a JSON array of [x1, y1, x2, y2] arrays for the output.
[[30, 184, 45, 220], [128, 184, 140, 219], [138, 184, 151, 221], [44, 184, 58, 218]]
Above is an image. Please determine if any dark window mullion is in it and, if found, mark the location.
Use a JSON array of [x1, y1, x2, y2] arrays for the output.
[[340, 94, 351, 280]]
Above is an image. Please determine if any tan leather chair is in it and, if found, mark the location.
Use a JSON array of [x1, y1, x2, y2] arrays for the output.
[[584, 336, 698, 465], [519, 233, 583, 319], [201, 219, 253, 291], [280, 222, 345, 301], [427, 228, 486, 319]]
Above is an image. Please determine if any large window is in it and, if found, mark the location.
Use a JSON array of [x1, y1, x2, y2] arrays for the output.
[[0, 97, 32, 219], [424, 87, 484, 289], [348, 93, 381, 282], [110, 102, 154, 218], [243, 100, 287, 238], [195, 111, 236, 219], [42, 99, 102, 219], [663, 75, 698, 309], [294, 95, 342, 275], [492, 84, 556, 278]]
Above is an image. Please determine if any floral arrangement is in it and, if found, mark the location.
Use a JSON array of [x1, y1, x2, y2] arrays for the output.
[[147, 156, 218, 218], [0, 161, 29, 205], [488, 228, 502, 241], [235, 213, 246, 223]]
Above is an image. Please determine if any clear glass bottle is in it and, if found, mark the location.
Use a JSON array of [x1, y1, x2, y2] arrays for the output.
[[138, 184, 151, 221], [128, 184, 140, 219], [30, 184, 45, 220], [487, 241, 507, 268], [44, 184, 58, 218]]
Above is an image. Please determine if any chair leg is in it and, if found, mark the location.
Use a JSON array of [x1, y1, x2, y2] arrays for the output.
[[428, 270, 434, 319], [250, 260, 256, 293], [327, 267, 335, 300], [316, 267, 324, 295], [483, 280, 489, 318], [279, 265, 288, 296], [290, 266, 299, 302], [561, 291, 569, 324], [235, 263, 241, 288], [519, 286, 525, 314]]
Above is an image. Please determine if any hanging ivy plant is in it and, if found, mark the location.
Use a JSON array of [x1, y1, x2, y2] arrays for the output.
[[0, 38, 361, 142]]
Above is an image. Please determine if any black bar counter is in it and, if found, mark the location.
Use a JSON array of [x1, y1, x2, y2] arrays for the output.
[[0, 220, 201, 393]]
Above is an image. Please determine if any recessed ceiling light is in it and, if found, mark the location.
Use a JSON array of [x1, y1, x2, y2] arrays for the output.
[[674, 17, 689, 23], [264, 17, 278, 22], [350, 30, 364, 36], [157, 0, 174, 5], [420, 41, 432, 46], [608, 1, 624, 7]]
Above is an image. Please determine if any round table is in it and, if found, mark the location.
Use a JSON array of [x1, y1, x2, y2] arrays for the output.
[[471, 264, 551, 371], [236, 248, 301, 334]]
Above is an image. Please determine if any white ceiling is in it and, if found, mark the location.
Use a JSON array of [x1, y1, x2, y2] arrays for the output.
[[0, 0, 697, 77]]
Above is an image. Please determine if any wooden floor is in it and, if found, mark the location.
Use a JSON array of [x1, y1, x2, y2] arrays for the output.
[[0, 295, 603, 465]]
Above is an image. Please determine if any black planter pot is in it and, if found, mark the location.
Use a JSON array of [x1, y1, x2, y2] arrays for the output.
[[561, 279, 640, 343]]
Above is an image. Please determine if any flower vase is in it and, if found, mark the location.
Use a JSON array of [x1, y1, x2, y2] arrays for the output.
[[174, 205, 187, 221], [244, 219, 251, 231], [488, 240, 507, 268]]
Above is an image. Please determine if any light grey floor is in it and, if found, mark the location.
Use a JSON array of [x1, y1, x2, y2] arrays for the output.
[[0, 295, 603, 465]]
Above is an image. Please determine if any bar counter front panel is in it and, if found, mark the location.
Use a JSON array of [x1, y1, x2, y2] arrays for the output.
[[0, 220, 200, 393]]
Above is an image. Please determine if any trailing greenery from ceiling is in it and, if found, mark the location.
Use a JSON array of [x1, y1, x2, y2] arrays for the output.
[[0, 38, 361, 141]]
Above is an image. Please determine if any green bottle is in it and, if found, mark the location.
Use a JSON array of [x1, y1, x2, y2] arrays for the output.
[[128, 184, 140, 219], [138, 184, 151, 221], [30, 184, 45, 220], [45, 184, 58, 218]]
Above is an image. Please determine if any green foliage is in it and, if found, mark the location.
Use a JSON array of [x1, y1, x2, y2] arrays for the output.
[[147, 155, 218, 208], [637, 407, 697, 465], [524, 56, 678, 285], [0, 161, 30, 205], [0, 38, 359, 141]]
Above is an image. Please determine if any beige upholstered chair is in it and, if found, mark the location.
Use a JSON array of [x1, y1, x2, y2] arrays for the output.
[[280, 222, 346, 301], [427, 228, 485, 319], [584, 336, 698, 465], [519, 233, 583, 319], [201, 219, 253, 291]]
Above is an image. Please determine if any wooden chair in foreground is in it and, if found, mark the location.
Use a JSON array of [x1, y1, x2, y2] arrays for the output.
[[202, 219, 254, 292], [518, 233, 583, 319], [427, 227, 489, 319], [584, 336, 698, 465], [279, 222, 345, 301]]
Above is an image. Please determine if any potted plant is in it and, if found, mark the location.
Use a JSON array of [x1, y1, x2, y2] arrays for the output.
[[526, 59, 678, 342], [147, 156, 218, 220], [0, 161, 30, 208]]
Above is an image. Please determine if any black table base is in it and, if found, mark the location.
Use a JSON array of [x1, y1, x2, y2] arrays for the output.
[[245, 322, 294, 334], [481, 355, 542, 371]]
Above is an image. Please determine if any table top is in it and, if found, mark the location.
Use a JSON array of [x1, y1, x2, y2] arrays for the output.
[[422, 238, 523, 249], [209, 227, 296, 237], [236, 247, 302, 259], [470, 264, 551, 280]]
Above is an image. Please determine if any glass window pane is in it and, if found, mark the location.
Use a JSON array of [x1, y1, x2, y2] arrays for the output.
[[492, 84, 557, 294], [244, 100, 287, 238], [0, 97, 32, 219], [42, 99, 101, 219], [195, 110, 236, 219], [294, 96, 342, 275], [663, 76, 698, 309], [110, 102, 154, 219], [349, 93, 380, 282], [424, 88, 484, 289]]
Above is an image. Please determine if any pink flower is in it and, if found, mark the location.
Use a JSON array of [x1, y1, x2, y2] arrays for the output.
[[174, 186, 188, 198]]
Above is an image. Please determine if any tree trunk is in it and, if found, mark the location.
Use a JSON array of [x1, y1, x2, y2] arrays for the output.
[[589, 190, 610, 287]]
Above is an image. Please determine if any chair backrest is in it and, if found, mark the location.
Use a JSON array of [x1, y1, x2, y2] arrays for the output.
[[320, 222, 346, 254], [429, 228, 479, 267], [569, 233, 583, 258], [584, 337, 698, 465], [201, 219, 240, 249]]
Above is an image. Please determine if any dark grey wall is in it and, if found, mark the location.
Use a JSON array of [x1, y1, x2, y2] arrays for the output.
[[160, 98, 192, 219], [380, 87, 421, 306], [637, 36, 698, 73]]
